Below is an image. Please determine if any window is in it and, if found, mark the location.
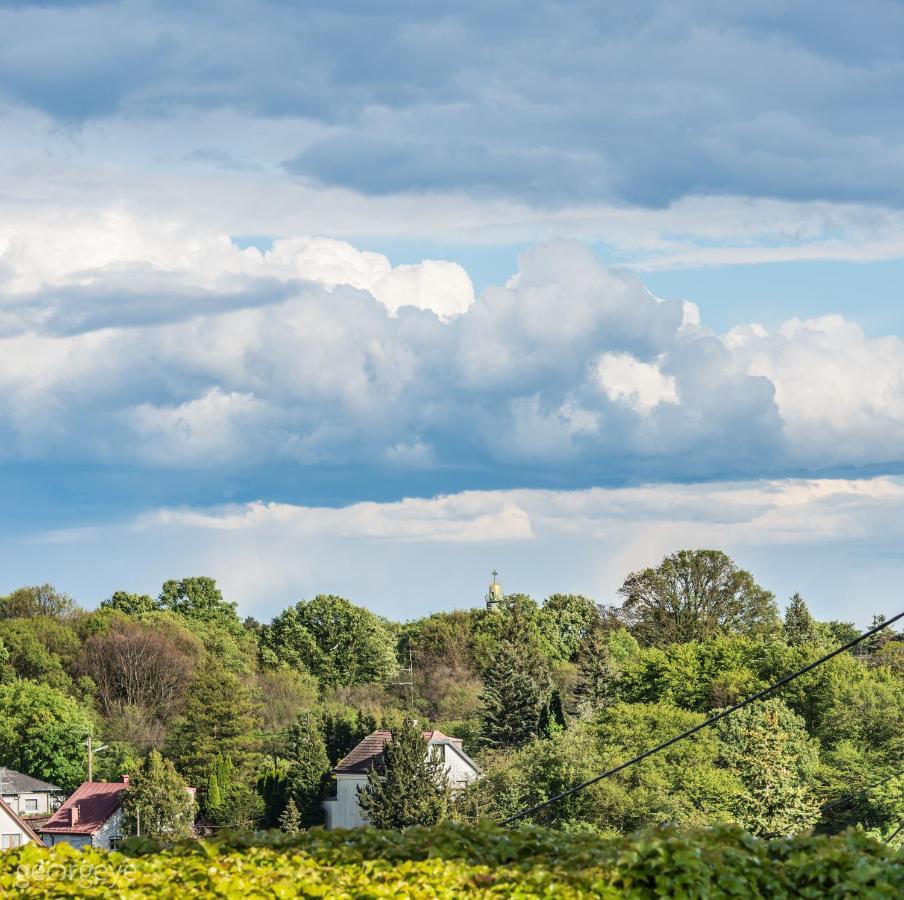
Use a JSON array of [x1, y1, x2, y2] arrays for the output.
[[24, 799, 38, 812], [1, 834, 23, 849], [109, 837, 122, 850]]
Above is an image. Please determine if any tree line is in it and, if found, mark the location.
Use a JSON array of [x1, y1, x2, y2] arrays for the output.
[[0, 550, 902, 841]]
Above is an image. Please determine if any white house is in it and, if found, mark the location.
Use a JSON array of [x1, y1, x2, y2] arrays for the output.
[[323, 729, 480, 829], [0, 768, 64, 816], [39, 779, 129, 850], [0, 797, 42, 850]]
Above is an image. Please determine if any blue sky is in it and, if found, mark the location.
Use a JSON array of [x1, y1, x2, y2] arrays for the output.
[[1, 1, 904, 623]]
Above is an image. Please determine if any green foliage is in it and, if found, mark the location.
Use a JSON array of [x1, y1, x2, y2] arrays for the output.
[[0, 679, 93, 789], [278, 796, 301, 834], [121, 750, 195, 840], [4, 823, 901, 897], [100, 591, 160, 616], [784, 593, 821, 646], [282, 710, 330, 827], [158, 577, 241, 632], [539, 593, 600, 661], [717, 698, 820, 837], [0, 619, 75, 692], [619, 549, 780, 646], [0, 584, 76, 620], [358, 716, 452, 829], [164, 663, 260, 787], [261, 594, 398, 686], [478, 601, 552, 749]]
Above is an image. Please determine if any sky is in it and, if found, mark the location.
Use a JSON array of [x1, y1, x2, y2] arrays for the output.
[[1, 1, 904, 624]]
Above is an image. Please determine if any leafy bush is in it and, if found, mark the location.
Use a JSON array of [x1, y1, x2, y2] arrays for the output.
[[1, 823, 902, 898]]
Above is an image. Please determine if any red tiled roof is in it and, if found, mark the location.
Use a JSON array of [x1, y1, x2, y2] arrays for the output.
[[334, 729, 461, 775], [40, 781, 126, 835], [0, 797, 42, 844]]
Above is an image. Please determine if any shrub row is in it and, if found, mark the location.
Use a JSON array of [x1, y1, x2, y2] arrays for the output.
[[0, 823, 901, 898]]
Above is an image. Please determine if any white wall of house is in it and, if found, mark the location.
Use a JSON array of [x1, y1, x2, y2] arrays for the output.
[[323, 775, 369, 829], [42, 809, 124, 850], [323, 740, 480, 829], [92, 808, 124, 849], [2, 792, 56, 815], [0, 804, 35, 849]]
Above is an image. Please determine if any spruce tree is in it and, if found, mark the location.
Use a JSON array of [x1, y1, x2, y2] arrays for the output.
[[284, 710, 330, 827], [571, 625, 620, 718], [357, 717, 451, 829], [717, 698, 820, 837], [278, 797, 302, 834], [784, 593, 819, 646], [479, 605, 551, 749], [165, 663, 259, 787]]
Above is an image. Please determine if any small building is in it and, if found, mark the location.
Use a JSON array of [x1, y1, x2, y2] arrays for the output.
[[0, 768, 64, 816], [323, 729, 480, 829], [0, 797, 42, 850], [39, 779, 129, 850]]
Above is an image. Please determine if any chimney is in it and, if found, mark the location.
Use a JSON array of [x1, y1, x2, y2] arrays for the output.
[[122, 775, 130, 786], [70, 803, 80, 826]]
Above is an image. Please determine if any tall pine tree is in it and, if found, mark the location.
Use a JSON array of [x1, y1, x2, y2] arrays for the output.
[[357, 717, 451, 829], [479, 603, 551, 749], [783, 593, 820, 646]]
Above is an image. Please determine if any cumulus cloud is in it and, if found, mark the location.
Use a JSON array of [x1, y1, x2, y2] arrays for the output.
[[1, 235, 903, 482]]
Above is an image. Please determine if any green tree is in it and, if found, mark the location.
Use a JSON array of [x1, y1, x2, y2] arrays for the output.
[[357, 717, 451, 829], [571, 626, 621, 718], [165, 662, 260, 786], [717, 698, 820, 837], [283, 711, 330, 827], [540, 594, 601, 661], [784, 594, 820, 646], [278, 797, 302, 834], [619, 550, 779, 646], [261, 595, 398, 686], [0, 584, 76, 620], [479, 605, 551, 749], [158, 577, 242, 633], [121, 750, 196, 839], [0, 679, 93, 789], [100, 591, 160, 616]]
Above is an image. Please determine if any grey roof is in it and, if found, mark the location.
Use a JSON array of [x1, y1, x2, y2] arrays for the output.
[[0, 768, 62, 794]]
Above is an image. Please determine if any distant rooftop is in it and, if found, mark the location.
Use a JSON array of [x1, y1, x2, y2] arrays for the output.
[[0, 769, 62, 795], [40, 781, 127, 835], [334, 729, 464, 775]]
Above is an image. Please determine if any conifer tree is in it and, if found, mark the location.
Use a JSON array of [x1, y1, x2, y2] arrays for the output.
[[357, 716, 451, 829], [784, 593, 820, 646], [278, 796, 302, 834], [165, 663, 259, 786], [717, 698, 820, 837], [479, 605, 551, 749], [284, 710, 330, 827], [121, 750, 196, 840], [571, 626, 620, 718]]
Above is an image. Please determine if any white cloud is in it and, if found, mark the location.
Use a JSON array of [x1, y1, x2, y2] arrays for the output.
[[0, 237, 903, 479], [595, 353, 678, 414], [20, 476, 904, 623]]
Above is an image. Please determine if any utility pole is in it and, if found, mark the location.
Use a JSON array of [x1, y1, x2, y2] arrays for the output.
[[87, 735, 93, 782], [136, 806, 141, 837]]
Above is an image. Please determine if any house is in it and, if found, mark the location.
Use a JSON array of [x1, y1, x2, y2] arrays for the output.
[[0, 768, 64, 816], [0, 797, 42, 850], [323, 729, 480, 829], [39, 778, 129, 850]]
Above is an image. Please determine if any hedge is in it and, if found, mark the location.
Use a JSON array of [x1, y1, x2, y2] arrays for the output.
[[0, 823, 901, 898]]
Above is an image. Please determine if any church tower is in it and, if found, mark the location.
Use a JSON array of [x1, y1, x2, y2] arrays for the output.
[[485, 569, 503, 610]]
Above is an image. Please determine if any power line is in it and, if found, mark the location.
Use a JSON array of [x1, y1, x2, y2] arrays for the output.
[[501, 610, 904, 825], [884, 819, 904, 845]]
